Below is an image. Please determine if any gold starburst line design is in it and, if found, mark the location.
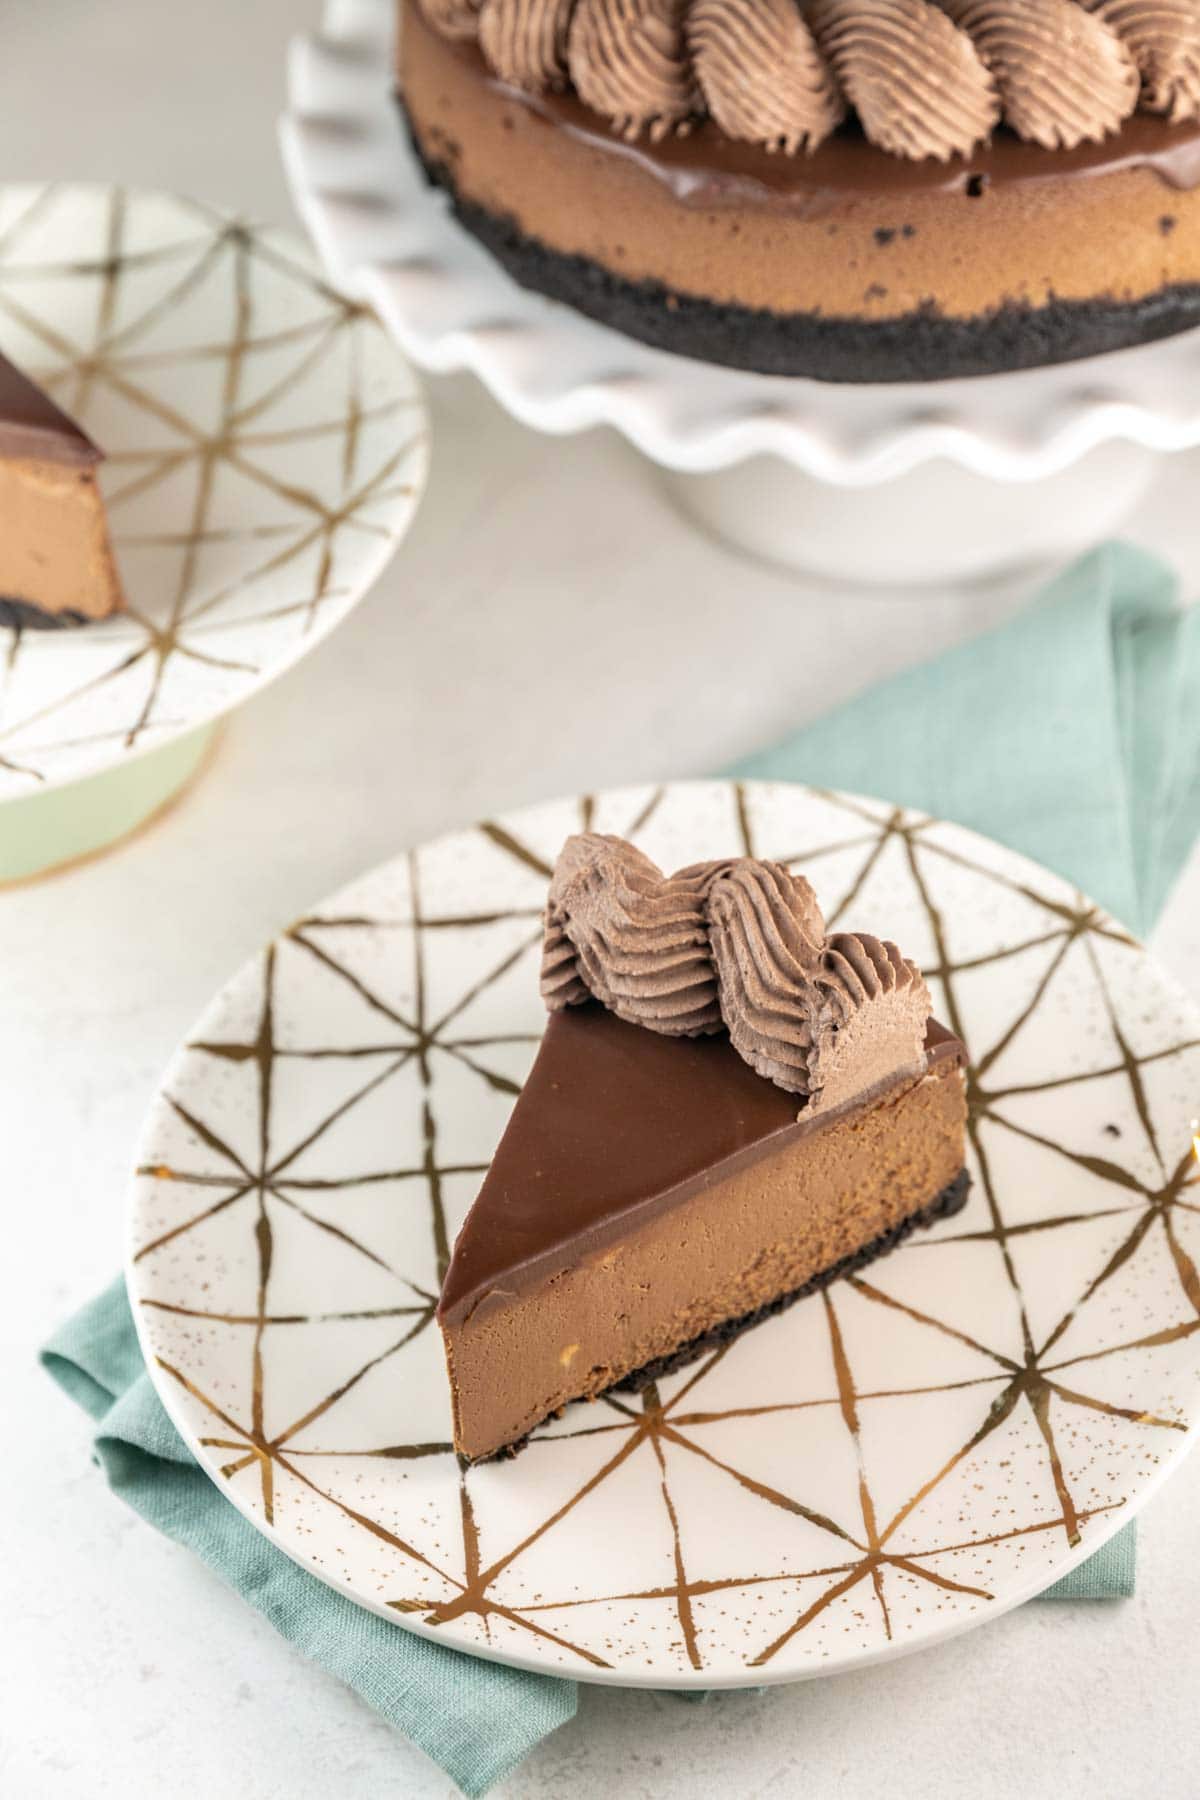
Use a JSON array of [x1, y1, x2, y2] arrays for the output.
[[0, 183, 426, 789]]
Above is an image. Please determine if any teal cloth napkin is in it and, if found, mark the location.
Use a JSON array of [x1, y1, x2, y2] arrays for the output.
[[736, 541, 1200, 937], [43, 541, 1198, 1793], [42, 1280, 576, 1799]]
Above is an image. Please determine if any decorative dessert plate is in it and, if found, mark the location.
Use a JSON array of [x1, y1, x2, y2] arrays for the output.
[[128, 781, 1200, 1688], [0, 182, 427, 874], [281, 0, 1200, 487]]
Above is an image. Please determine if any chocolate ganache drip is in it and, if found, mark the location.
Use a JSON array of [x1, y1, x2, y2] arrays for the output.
[[418, 0, 1200, 160], [541, 833, 932, 1113]]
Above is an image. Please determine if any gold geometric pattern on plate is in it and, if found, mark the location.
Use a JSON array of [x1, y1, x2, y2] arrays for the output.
[[0, 183, 428, 794], [127, 782, 1200, 1686]]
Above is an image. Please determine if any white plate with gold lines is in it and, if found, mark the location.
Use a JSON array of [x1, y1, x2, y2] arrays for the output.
[[128, 781, 1200, 1687], [0, 183, 427, 879]]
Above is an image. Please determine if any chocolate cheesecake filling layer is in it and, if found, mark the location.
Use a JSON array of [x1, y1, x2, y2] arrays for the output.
[[0, 351, 124, 623], [413, 145, 1200, 379], [481, 1167, 970, 1462], [612, 1166, 970, 1392], [440, 1005, 968, 1461], [440, 1005, 964, 1326], [400, 1, 1200, 378], [0, 457, 125, 624]]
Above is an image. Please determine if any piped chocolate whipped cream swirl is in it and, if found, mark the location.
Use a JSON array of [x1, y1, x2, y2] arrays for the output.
[[541, 833, 932, 1114], [569, 0, 701, 140], [479, 0, 576, 87], [417, 0, 1191, 159], [811, 0, 1001, 161], [940, 0, 1138, 148], [687, 0, 844, 154], [1090, 0, 1200, 122]]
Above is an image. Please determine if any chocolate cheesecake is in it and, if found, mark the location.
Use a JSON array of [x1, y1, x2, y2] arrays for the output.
[[0, 350, 124, 628], [438, 834, 969, 1463], [399, 0, 1200, 382]]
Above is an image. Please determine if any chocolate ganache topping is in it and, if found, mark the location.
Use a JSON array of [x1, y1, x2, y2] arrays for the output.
[[416, 0, 1200, 159], [541, 833, 932, 1113]]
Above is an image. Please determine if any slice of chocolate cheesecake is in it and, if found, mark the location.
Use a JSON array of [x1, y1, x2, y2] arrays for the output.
[[438, 835, 970, 1463], [0, 350, 125, 628]]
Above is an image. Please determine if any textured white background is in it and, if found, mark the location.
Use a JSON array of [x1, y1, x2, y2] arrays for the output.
[[3, 3, 1200, 1796]]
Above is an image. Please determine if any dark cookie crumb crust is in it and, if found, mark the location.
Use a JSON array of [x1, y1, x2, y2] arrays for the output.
[[471, 1166, 971, 1463], [0, 597, 89, 631], [409, 132, 1200, 383]]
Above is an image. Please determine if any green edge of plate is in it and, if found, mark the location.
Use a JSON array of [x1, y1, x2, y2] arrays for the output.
[[0, 723, 216, 884]]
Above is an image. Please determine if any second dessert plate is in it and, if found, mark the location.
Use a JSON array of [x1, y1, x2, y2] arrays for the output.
[[0, 182, 428, 879], [127, 781, 1200, 1687]]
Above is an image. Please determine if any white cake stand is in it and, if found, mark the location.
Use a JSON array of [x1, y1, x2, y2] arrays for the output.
[[281, 0, 1200, 582]]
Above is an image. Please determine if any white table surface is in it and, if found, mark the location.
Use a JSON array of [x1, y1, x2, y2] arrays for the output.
[[3, 5, 1200, 1796]]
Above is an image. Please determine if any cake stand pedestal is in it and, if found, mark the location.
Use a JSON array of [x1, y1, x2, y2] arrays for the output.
[[658, 439, 1160, 584]]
